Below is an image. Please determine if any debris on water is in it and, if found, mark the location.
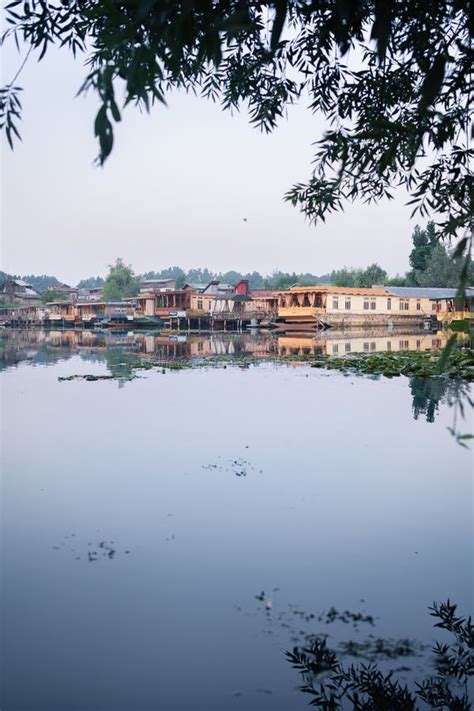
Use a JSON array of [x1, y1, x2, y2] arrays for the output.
[[58, 374, 115, 382], [52, 536, 129, 562], [203, 457, 262, 478]]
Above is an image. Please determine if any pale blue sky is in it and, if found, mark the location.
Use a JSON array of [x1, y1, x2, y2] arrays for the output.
[[2, 43, 419, 285]]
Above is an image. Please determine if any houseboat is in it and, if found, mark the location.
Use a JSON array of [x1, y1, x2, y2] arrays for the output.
[[274, 286, 474, 330]]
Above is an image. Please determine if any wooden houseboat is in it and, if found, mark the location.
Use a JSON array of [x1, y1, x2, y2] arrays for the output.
[[275, 286, 474, 329]]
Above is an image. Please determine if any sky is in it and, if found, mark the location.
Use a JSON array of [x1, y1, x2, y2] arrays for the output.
[[2, 42, 421, 286]]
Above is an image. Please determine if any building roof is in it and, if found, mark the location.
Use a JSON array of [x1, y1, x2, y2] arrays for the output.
[[212, 293, 251, 302], [281, 285, 389, 296], [183, 283, 208, 292], [250, 290, 277, 298], [140, 278, 175, 283], [385, 286, 474, 299], [75, 301, 132, 307]]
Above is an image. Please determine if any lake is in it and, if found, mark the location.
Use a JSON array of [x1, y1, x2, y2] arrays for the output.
[[1, 329, 472, 711]]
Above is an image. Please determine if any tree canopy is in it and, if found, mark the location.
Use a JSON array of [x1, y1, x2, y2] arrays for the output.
[[102, 258, 139, 300], [40, 289, 68, 303], [77, 276, 105, 289], [1, 1, 471, 249], [406, 220, 473, 287]]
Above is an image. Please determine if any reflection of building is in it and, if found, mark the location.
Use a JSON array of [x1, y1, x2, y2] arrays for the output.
[[276, 286, 474, 328], [277, 331, 450, 357]]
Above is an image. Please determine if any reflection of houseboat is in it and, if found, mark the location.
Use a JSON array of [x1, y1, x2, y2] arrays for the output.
[[276, 331, 450, 357]]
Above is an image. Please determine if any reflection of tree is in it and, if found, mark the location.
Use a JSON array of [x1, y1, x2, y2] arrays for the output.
[[410, 376, 470, 424], [100, 349, 138, 387]]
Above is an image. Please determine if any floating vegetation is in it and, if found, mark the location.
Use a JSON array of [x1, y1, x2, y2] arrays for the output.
[[51, 534, 130, 561], [58, 374, 115, 382], [338, 637, 427, 661], [309, 349, 474, 381], [203, 457, 263, 478]]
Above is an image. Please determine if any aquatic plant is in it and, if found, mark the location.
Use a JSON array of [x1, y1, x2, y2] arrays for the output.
[[286, 600, 473, 710], [309, 350, 474, 382]]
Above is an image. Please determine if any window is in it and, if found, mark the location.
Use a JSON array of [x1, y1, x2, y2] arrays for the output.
[[198, 342, 203, 352], [197, 299, 203, 310], [363, 342, 370, 352], [387, 298, 392, 310], [208, 301, 212, 310], [370, 342, 376, 351], [399, 300, 409, 311], [345, 298, 351, 310], [370, 298, 376, 310], [416, 300, 421, 311], [345, 342, 351, 353], [332, 344, 339, 354], [432, 302, 437, 311], [399, 340, 409, 350], [387, 341, 392, 351], [363, 299, 370, 310], [416, 340, 421, 350], [332, 298, 339, 309]]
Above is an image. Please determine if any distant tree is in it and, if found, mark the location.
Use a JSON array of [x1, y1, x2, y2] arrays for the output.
[[142, 266, 186, 288], [243, 272, 265, 289], [295, 273, 321, 287], [102, 259, 139, 301], [415, 244, 468, 288], [0, 271, 13, 284], [356, 263, 388, 287], [409, 221, 438, 273], [330, 268, 357, 287], [217, 270, 243, 285], [270, 272, 299, 290], [77, 276, 105, 288], [185, 268, 215, 285], [40, 289, 68, 304], [384, 275, 408, 287]]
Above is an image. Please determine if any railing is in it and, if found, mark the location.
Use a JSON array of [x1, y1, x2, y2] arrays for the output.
[[278, 307, 326, 318]]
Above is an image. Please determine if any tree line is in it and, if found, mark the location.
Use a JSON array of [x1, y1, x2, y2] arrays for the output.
[[2, 222, 471, 303]]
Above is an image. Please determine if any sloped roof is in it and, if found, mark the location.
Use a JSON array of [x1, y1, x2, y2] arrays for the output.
[[213, 293, 251, 302], [281, 285, 389, 296], [385, 286, 474, 299], [184, 283, 208, 291]]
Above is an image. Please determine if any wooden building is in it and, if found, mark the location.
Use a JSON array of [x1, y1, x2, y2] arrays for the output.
[[0, 279, 41, 306], [276, 285, 474, 329]]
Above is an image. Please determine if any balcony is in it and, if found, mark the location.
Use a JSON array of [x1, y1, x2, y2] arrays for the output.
[[278, 307, 326, 320]]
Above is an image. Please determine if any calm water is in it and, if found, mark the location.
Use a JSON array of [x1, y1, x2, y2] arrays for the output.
[[1, 329, 472, 711]]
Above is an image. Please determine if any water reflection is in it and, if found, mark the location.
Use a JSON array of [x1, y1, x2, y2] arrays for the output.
[[1, 329, 471, 425], [1, 337, 472, 711], [0, 326, 455, 371], [410, 375, 471, 423]]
